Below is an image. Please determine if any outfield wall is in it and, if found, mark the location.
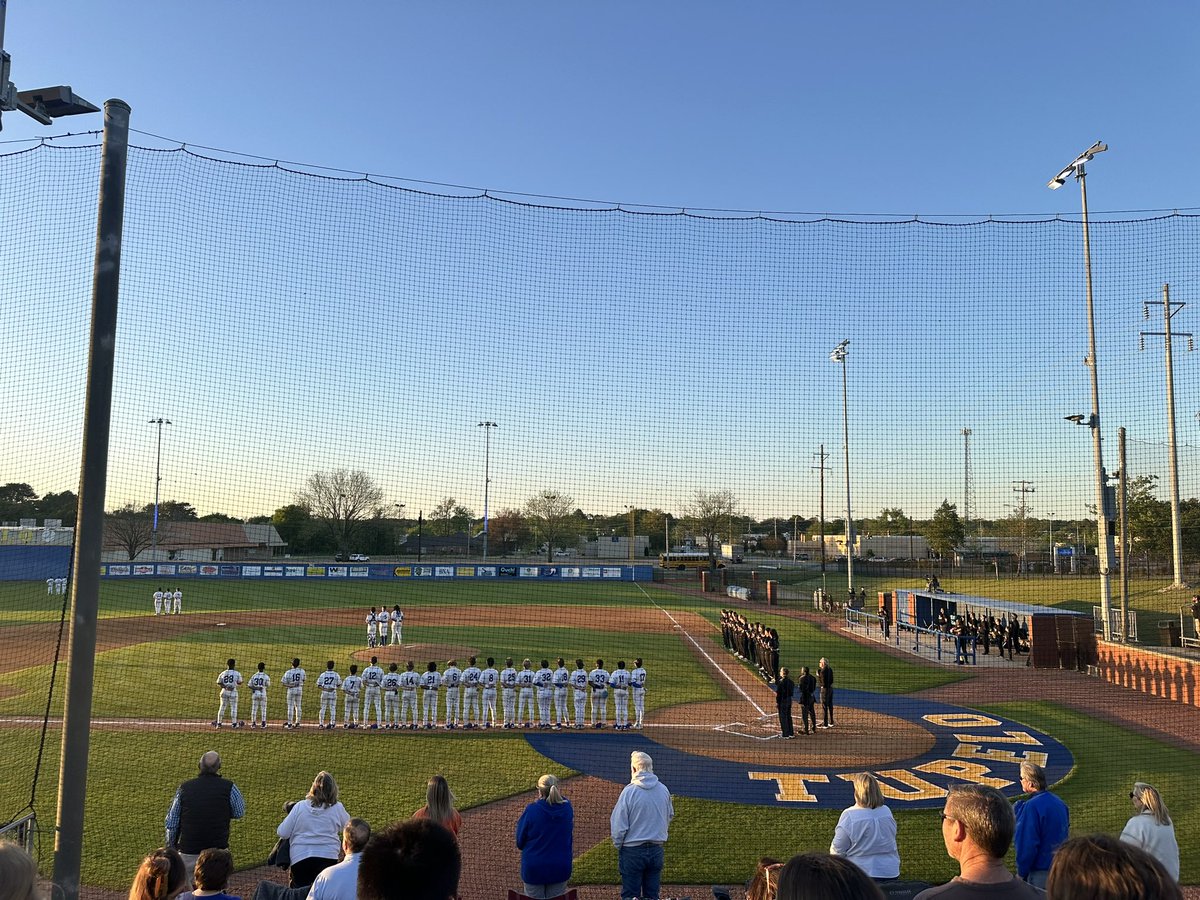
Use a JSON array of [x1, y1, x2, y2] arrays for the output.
[[0, 545, 72, 580], [1096, 641, 1200, 708], [98, 561, 655, 581]]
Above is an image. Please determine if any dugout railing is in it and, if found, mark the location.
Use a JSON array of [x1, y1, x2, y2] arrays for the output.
[[0, 811, 37, 854], [844, 607, 978, 665]]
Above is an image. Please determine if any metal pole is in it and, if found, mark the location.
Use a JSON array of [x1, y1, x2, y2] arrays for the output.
[[1161, 285, 1184, 586], [818, 444, 827, 574], [837, 348, 854, 592], [1078, 164, 1115, 639], [417, 511, 423, 563], [1050, 516, 1056, 575], [149, 417, 170, 561], [1118, 427, 1129, 641], [628, 507, 635, 561], [53, 98, 131, 900], [478, 422, 496, 560]]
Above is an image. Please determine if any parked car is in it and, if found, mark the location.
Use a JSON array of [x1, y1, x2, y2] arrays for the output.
[[334, 553, 371, 562]]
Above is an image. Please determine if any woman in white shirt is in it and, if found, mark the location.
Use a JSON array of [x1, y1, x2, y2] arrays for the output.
[[277, 771, 351, 888], [1120, 781, 1180, 883], [829, 772, 900, 880]]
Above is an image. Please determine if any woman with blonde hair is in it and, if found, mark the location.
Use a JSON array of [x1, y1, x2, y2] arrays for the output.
[[276, 771, 350, 888], [515, 774, 574, 898], [828, 772, 900, 880], [413, 774, 462, 838], [128, 848, 187, 900], [1, 841, 46, 900], [1120, 782, 1179, 883]]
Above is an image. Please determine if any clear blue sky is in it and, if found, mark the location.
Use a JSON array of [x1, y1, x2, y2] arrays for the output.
[[3, 2, 1199, 526]]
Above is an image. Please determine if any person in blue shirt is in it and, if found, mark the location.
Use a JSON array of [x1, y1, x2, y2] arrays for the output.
[[515, 774, 574, 899], [1013, 761, 1069, 888]]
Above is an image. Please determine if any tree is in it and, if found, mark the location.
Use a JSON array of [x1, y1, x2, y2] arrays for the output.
[[523, 490, 576, 561], [143, 499, 198, 521], [105, 503, 156, 560], [0, 483, 37, 522], [870, 507, 908, 535], [429, 498, 475, 536], [682, 489, 740, 569], [201, 512, 243, 523], [1123, 475, 1171, 574], [489, 508, 530, 555], [36, 490, 78, 525], [924, 500, 964, 563], [295, 469, 384, 554]]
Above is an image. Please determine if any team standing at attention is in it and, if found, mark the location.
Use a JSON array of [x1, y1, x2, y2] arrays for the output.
[[210, 654, 648, 731], [152, 587, 184, 615]]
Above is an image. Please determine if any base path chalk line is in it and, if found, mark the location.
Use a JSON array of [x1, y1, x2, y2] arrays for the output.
[[636, 583, 766, 717]]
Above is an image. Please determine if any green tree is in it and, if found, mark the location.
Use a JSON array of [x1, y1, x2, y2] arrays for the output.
[[523, 490, 576, 561], [683, 489, 740, 569], [201, 512, 243, 523], [143, 500, 199, 521], [0, 483, 37, 522], [924, 500, 965, 562], [36, 490, 78, 525], [1123, 475, 1171, 574], [489, 508, 530, 555], [871, 507, 908, 535]]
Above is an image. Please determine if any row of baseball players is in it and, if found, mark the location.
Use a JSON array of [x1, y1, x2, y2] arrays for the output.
[[364, 606, 403, 647], [213, 656, 648, 731], [153, 588, 183, 615]]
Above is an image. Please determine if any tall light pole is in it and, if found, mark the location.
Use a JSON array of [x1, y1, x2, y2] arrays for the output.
[[1049, 141, 1115, 639], [148, 417, 171, 561], [478, 421, 497, 559], [830, 340, 853, 593], [1139, 284, 1191, 587]]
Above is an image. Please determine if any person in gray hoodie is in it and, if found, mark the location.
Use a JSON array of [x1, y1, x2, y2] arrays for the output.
[[610, 750, 674, 900]]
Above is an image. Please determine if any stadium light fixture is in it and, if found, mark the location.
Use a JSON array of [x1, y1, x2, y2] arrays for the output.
[[1047, 140, 1107, 190], [1, 2, 99, 129], [1048, 142, 1115, 639]]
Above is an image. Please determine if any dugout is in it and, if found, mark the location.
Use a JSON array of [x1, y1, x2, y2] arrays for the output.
[[891, 589, 1095, 670]]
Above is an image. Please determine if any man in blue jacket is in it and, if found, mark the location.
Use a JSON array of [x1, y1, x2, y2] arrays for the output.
[[1013, 761, 1069, 888]]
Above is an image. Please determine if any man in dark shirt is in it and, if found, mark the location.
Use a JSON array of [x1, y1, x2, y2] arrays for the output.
[[774, 667, 795, 739], [797, 666, 817, 735], [818, 657, 835, 728], [165, 751, 245, 886]]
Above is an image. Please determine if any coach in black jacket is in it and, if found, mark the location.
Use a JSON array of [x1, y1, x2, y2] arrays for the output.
[[774, 668, 795, 739], [797, 666, 818, 735]]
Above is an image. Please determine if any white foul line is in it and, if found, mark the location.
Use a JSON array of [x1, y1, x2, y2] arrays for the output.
[[636, 584, 766, 716]]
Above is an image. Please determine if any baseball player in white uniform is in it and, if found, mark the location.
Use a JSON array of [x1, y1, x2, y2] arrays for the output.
[[214, 658, 243, 728], [315, 660, 341, 729], [552, 658, 570, 728], [381, 663, 402, 728], [631, 657, 648, 729], [171, 587, 182, 615], [516, 659, 536, 727], [48, 578, 55, 596], [589, 659, 610, 728], [570, 659, 589, 728], [361, 656, 385, 728], [247, 662, 270, 728], [610, 660, 631, 730], [419, 662, 441, 728], [461, 656, 482, 728], [342, 664, 363, 728], [479, 658, 499, 728], [389, 605, 403, 645], [153, 589, 164, 616], [365, 608, 379, 649], [282, 657, 306, 728], [535, 660, 554, 727], [56, 577, 66, 594], [441, 659, 462, 728], [500, 658, 518, 728], [399, 661, 420, 728]]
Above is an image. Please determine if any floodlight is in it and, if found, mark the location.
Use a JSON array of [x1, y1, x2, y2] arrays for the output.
[[1064, 414, 1086, 424], [1047, 141, 1106, 191], [17, 86, 99, 118]]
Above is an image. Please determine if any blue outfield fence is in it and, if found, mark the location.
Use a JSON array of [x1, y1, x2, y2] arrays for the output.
[[0, 546, 72, 581]]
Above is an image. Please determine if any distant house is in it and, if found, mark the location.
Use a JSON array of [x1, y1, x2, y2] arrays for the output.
[[102, 521, 287, 563]]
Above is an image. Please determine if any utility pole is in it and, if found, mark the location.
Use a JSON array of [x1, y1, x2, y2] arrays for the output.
[[812, 445, 829, 575], [477, 421, 497, 560], [1117, 427, 1130, 641], [1139, 284, 1191, 588], [1012, 481, 1035, 575], [962, 427, 976, 555]]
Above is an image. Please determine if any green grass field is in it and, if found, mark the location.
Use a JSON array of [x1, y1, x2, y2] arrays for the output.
[[1, 577, 1197, 890]]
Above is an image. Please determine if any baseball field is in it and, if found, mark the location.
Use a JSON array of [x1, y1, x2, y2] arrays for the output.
[[0, 574, 1197, 894]]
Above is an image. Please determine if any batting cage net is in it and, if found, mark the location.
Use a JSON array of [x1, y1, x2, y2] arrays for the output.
[[1, 137, 1198, 892]]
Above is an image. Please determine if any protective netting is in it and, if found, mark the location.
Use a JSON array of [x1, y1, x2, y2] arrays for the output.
[[1, 140, 1198, 891]]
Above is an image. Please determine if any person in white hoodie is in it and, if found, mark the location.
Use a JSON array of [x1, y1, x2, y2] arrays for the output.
[[1120, 781, 1180, 883], [829, 772, 901, 879], [609, 751, 674, 900]]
